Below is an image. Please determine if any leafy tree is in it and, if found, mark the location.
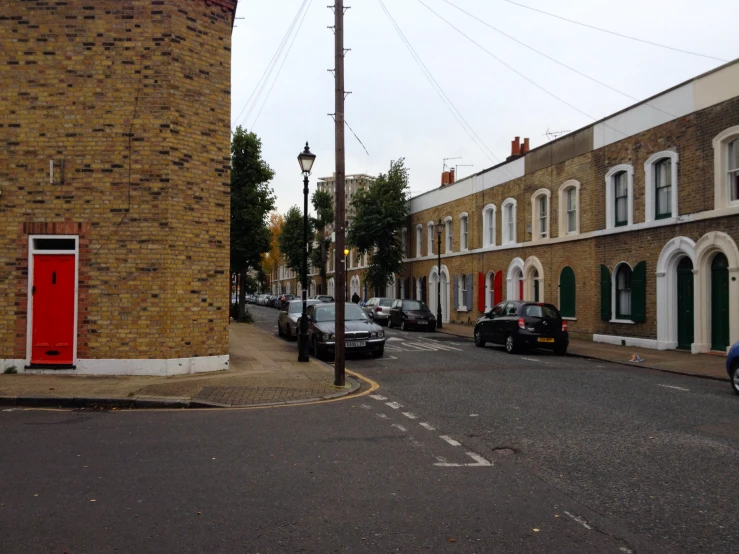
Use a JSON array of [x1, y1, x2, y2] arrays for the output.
[[278, 206, 315, 285], [262, 213, 284, 280], [348, 159, 410, 293], [311, 189, 334, 285], [230, 126, 275, 320]]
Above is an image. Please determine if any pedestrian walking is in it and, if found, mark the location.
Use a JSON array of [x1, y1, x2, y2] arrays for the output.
[[351, 292, 360, 304]]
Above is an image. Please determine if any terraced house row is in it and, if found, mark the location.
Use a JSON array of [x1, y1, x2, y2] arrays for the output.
[[275, 59, 739, 355]]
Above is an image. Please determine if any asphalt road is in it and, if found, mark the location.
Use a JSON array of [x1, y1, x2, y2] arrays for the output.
[[0, 304, 736, 553]]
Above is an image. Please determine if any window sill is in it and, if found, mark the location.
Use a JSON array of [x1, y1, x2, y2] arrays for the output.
[[562, 317, 577, 321], [457, 307, 469, 312], [609, 319, 634, 324]]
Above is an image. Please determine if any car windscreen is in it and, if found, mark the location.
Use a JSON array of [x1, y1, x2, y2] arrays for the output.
[[288, 300, 318, 314], [379, 299, 393, 307], [523, 304, 559, 319], [402, 300, 427, 311], [314, 304, 368, 322]]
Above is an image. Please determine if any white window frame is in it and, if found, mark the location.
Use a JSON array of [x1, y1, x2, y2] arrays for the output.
[[501, 198, 517, 244], [605, 164, 634, 229], [530, 189, 551, 241], [482, 204, 496, 247], [458, 273, 468, 311], [444, 216, 453, 253], [427, 221, 435, 256], [644, 150, 679, 223], [712, 125, 739, 208], [459, 212, 469, 251], [26, 235, 80, 367], [557, 180, 580, 237], [611, 261, 634, 324], [415, 225, 422, 258]]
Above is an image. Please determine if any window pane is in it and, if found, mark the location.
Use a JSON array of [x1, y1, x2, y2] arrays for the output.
[[616, 197, 627, 223], [731, 170, 739, 202], [617, 266, 632, 318], [657, 184, 671, 216], [567, 209, 576, 233], [488, 212, 494, 244], [729, 139, 739, 171]]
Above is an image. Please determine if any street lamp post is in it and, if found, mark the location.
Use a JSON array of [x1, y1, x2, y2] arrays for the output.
[[297, 142, 316, 363], [435, 219, 444, 329], [343, 248, 349, 301]]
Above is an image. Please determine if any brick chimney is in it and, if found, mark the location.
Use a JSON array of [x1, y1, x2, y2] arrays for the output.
[[511, 136, 521, 156], [449, 168, 455, 183], [522, 137, 530, 154], [441, 171, 451, 186]]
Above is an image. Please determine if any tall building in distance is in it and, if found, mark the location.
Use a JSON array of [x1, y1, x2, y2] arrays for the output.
[[316, 173, 375, 234]]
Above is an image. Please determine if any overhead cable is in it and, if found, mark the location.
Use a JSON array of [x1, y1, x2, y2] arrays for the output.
[[502, 0, 727, 63]]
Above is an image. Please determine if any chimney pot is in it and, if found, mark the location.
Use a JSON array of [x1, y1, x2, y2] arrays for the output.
[[449, 168, 455, 183], [522, 137, 530, 154], [511, 136, 521, 156], [441, 171, 450, 186]]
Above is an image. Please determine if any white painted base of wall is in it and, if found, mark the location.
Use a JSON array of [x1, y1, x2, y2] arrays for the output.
[[593, 334, 660, 350], [1, 355, 229, 376]]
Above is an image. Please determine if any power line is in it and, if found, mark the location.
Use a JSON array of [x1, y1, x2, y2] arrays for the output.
[[502, 0, 727, 63], [252, 0, 314, 129], [377, 0, 503, 169], [232, 0, 309, 130], [439, 0, 680, 121]]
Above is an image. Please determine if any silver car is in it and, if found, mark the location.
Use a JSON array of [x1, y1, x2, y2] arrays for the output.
[[362, 297, 394, 325], [278, 299, 321, 340]]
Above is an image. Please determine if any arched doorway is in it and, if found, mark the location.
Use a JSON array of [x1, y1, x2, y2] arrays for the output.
[[524, 256, 544, 302], [429, 269, 439, 316], [507, 258, 525, 300], [711, 253, 730, 351], [676, 257, 694, 349]]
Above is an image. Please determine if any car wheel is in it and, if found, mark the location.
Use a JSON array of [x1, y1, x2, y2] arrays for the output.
[[387, 318, 393, 329], [372, 346, 384, 359], [278, 323, 284, 337], [731, 361, 739, 396], [474, 328, 485, 348], [400, 319, 407, 331], [554, 344, 567, 356], [505, 334, 519, 354], [287, 325, 294, 341]]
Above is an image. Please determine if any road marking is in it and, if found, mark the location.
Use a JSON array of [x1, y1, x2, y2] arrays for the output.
[[360, 404, 372, 410], [369, 394, 387, 401], [658, 384, 689, 391], [465, 452, 493, 466], [439, 435, 461, 447], [385, 401, 402, 409], [563, 511, 592, 530], [376, 413, 388, 419], [619, 548, 634, 554], [391, 424, 407, 432], [521, 357, 545, 363], [419, 422, 435, 431], [401, 412, 417, 420], [385, 356, 398, 360], [469, 414, 479, 417], [386, 337, 404, 342]]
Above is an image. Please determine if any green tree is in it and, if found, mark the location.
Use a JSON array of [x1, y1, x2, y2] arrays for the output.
[[279, 206, 315, 285], [310, 189, 334, 285], [348, 159, 410, 293], [230, 126, 275, 320]]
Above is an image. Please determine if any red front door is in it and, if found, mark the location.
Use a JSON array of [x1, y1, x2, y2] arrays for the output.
[[31, 254, 76, 365]]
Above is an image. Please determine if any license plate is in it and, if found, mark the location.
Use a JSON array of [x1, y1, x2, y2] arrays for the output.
[[538, 337, 555, 343], [417, 321, 428, 325], [346, 341, 366, 348]]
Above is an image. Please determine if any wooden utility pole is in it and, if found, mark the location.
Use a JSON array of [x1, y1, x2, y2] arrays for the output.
[[333, 0, 346, 386]]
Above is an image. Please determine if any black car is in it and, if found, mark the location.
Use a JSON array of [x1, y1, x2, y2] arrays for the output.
[[474, 301, 568, 355], [388, 299, 437, 331], [305, 303, 385, 360]]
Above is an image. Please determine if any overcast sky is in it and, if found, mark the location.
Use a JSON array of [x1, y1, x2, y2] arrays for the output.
[[230, 0, 739, 216]]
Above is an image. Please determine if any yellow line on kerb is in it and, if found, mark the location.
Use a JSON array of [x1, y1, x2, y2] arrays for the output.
[[24, 367, 379, 413]]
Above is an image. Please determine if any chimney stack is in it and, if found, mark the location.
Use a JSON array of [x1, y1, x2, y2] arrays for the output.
[[449, 168, 455, 183], [522, 137, 530, 154], [441, 171, 451, 186], [511, 136, 521, 157]]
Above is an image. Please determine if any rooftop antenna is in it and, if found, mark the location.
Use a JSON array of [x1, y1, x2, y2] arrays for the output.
[[442, 156, 462, 171], [544, 128, 570, 141]]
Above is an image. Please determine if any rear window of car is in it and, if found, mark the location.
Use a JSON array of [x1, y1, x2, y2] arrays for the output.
[[402, 300, 426, 311], [379, 299, 393, 307], [523, 304, 559, 319]]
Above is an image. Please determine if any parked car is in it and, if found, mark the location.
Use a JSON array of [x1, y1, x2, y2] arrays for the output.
[[305, 302, 385, 360], [272, 296, 283, 309], [310, 295, 335, 303], [474, 301, 569, 355], [388, 299, 436, 331], [726, 340, 739, 395], [362, 297, 394, 325], [279, 294, 296, 309], [278, 299, 321, 340]]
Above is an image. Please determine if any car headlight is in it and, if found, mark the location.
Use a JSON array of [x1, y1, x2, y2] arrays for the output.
[[378, 330, 384, 338], [370, 331, 378, 337], [322, 333, 330, 341], [329, 333, 335, 340]]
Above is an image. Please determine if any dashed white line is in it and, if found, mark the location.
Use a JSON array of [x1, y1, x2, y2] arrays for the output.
[[401, 412, 417, 420], [369, 394, 387, 401], [359, 404, 372, 410], [439, 435, 461, 447], [521, 357, 545, 363], [376, 413, 388, 419], [658, 384, 689, 391], [465, 452, 493, 466], [419, 422, 435, 431], [391, 424, 407, 432], [385, 401, 402, 410], [564, 511, 592, 530]]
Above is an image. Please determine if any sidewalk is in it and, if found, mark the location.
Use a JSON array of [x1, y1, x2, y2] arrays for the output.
[[437, 322, 729, 381], [0, 323, 359, 409]]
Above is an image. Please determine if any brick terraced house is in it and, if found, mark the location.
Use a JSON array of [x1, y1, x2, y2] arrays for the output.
[[0, 0, 238, 375], [277, 60, 739, 354]]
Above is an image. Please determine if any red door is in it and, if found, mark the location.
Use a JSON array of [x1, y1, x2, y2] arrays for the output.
[[31, 254, 76, 365], [519, 278, 524, 301]]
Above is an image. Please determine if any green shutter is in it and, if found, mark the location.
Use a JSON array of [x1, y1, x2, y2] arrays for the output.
[[631, 261, 647, 323], [600, 265, 611, 321], [559, 266, 576, 318]]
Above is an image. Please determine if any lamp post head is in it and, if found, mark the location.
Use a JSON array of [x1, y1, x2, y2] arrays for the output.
[[298, 141, 316, 175], [435, 219, 445, 236], [343, 248, 350, 256]]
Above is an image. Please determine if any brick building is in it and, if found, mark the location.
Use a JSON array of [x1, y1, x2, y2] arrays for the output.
[[279, 60, 739, 354], [0, 0, 237, 375]]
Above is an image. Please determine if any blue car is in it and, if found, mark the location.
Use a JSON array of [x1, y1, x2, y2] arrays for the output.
[[727, 341, 739, 395]]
